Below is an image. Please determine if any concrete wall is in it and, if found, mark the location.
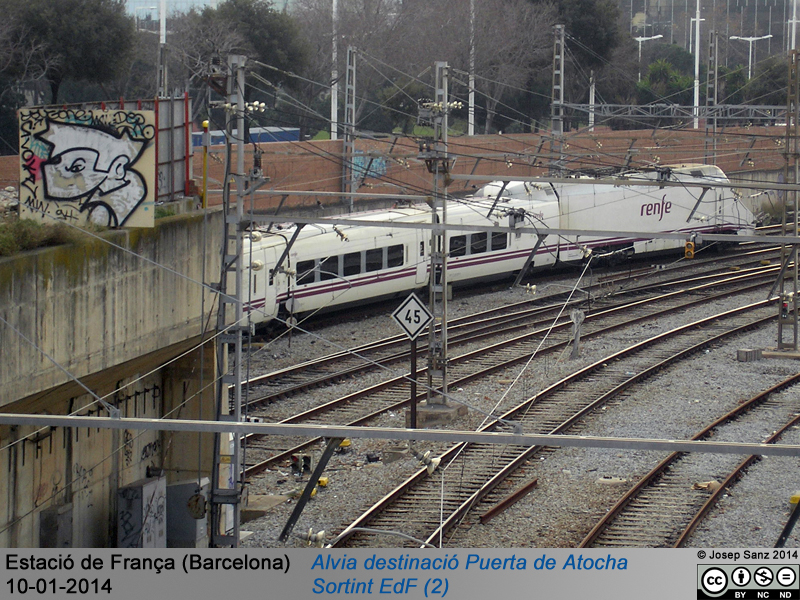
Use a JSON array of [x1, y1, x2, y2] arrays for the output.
[[0, 211, 222, 405], [0, 211, 222, 547]]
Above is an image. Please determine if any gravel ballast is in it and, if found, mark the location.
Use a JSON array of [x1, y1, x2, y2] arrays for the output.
[[236, 268, 800, 549]]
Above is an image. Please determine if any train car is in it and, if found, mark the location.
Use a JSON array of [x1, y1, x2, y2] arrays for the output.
[[243, 205, 432, 325], [243, 164, 755, 326]]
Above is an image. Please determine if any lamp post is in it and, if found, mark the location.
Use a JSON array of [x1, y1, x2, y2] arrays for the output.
[[634, 34, 663, 81], [331, 0, 338, 140], [158, 0, 167, 97], [730, 34, 773, 78], [135, 6, 156, 31]]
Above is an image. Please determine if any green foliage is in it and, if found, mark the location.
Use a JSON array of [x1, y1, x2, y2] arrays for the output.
[[636, 59, 694, 105], [720, 66, 747, 105], [0, 228, 15, 256], [743, 57, 788, 105], [205, 0, 308, 87], [154, 206, 176, 219], [0, 75, 22, 155], [0, 219, 81, 256], [1, 0, 135, 102], [649, 44, 695, 77], [557, 0, 622, 68], [376, 79, 429, 135]]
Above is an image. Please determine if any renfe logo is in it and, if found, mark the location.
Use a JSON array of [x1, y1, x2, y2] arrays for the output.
[[641, 195, 672, 221]]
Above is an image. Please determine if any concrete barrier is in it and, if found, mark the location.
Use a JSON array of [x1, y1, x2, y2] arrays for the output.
[[0, 209, 223, 406]]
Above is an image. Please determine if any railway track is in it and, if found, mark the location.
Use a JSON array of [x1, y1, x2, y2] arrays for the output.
[[578, 373, 800, 548], [327, 299, 777, 548], [242, 268, 778, 478], [242, 245, 780, 411], [242, 251, 781, 418]]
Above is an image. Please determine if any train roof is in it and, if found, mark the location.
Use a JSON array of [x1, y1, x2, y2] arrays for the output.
[[472, 180, 555, 201], [620, 163, 727, 180], [247, 203, 433, 243], [472, 164, 729, 202]]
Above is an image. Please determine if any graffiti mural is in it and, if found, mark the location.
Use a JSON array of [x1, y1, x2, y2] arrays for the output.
[[19, 108, 156, 228], [352, 151, 387, 180]]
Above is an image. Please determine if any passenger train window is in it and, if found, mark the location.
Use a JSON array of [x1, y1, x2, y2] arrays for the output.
[[319, 256, 339, 280], [297, 260, 315, 285], [387, 245, 404, 267], [366, 248, 383, 272], [343, 252, 361, 276], [301, 245, 406, 282], [491, 232, 507, 250], [471, 232, 487, 254], [450, 235, 467, 257]]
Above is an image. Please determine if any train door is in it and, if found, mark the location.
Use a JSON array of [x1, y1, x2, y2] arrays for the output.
[[415, 227, 428, 285], [264, 245, 282, 322], [247, 244, 281, 324]]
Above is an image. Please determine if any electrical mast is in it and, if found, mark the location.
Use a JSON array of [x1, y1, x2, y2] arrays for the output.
[[331, 0, 338, 141], [693, 0, 701, 129], [777, 50, 800, 352], [342, 46, 357, 210], [705, 31, 719, 165], [419, 62, 452, 408], [551, 24, 565, 175], [209, 54, 266, 546]]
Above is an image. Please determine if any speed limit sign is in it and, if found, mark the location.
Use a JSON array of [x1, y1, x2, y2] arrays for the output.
[[392, 293, 433, 340]]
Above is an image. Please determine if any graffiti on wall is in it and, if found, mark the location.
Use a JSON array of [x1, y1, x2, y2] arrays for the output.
[[352, 151, 387, 181], [117, 480, 166, 548], [19, 108, 156, 228]]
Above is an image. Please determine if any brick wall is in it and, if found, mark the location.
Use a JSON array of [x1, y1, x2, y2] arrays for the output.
[[0, 154, 18, 190], [191, 127, 788, 213], [2, 126, 787, 208]]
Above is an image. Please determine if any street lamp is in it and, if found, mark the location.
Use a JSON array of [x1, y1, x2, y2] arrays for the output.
[[135, 6, 156, 31], [157, 0, 167, 96], [730, 34, 772, 79], [634, 34, 663, 81]]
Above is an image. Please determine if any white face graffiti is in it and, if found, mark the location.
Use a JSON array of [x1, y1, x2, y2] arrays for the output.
[[36, 120, 148, 226], [42, 149, 109, 199]]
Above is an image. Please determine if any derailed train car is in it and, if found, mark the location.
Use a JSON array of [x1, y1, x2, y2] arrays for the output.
[[243, 164, 755, 325]]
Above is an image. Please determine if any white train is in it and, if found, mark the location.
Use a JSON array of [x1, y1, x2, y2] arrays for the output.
[[243, 164, 755, 325]]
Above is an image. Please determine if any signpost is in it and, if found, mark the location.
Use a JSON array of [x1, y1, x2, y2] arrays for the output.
[[392, 294, 433, 429]]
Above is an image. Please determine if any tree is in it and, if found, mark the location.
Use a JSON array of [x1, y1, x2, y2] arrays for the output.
[[472, 0, 556, 133], [649, 43, 694, 76], [167, 8, 247, 122], [594, 43, 638, 105], [3, 0, 135, 103], [210, 0, 308, 84], [744, 57, 787, 106], [719, 66, 747, 106], [0, 13, 54, 153], [291, 0, 556, 136], [291, 0, 445, 136], [556, 0, 622, 69], [106, 30, 161, 101], [636, 58, 694, 106], [167, 0, 308, 125]]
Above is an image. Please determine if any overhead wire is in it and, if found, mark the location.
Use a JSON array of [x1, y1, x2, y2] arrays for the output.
[[229, 50, 788, 196], [436, 258, 597, 547], [0, 20, 788, 543]]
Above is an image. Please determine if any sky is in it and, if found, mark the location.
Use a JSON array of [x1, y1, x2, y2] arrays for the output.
[[126, 0, 217, 18], [125, 0, 293, 18]]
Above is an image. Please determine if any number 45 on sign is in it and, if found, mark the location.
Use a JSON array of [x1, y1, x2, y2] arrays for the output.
[[392, 293, 433, 340]]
